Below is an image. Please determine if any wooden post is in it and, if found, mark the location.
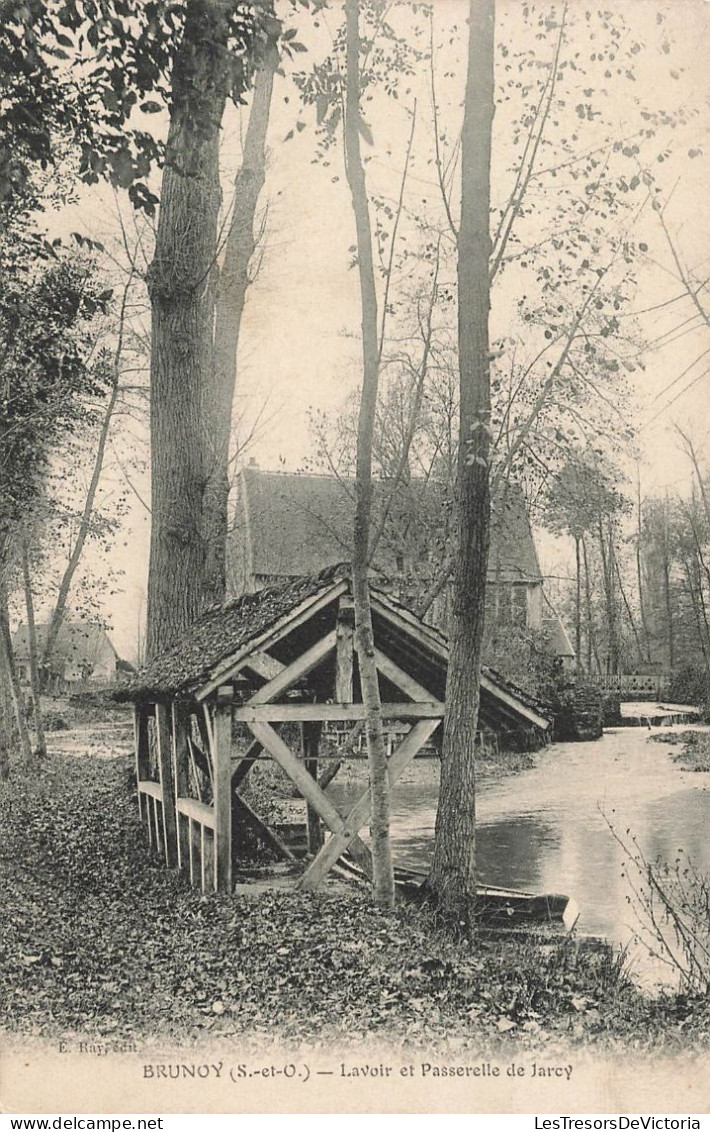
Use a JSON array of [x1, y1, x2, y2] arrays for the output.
[[336, 597, 355, 703], [155, 702, 178, 868], [188, 818, 195, 887], [133, 705, 150, 826], [302, 721, 323, 854], [213, 687, 233, 892], [171, 700, 191, 871]]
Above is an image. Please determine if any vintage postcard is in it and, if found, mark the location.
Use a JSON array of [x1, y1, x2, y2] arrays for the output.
[[1, 0, 709, 1116]]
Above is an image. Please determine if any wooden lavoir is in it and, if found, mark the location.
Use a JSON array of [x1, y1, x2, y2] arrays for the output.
[[123, 565, 551, 895]]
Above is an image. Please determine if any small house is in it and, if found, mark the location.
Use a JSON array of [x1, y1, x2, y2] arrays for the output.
[[13, 620, 118, 691], [226, 467, 568, 655]]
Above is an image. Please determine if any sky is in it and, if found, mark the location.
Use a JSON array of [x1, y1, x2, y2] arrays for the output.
[[37, 0, 710, 662]]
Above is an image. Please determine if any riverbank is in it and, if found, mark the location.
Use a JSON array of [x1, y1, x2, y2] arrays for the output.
[[650, 729, 710, 772], [1, 751, 709, 1054]]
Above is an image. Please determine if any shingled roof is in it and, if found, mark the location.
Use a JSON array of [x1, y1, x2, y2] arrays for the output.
[[121, 565, 349, 700], [231, 468, 542, 587], [120, 564, 551, 734]]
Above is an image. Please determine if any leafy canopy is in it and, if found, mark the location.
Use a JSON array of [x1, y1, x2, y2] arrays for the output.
[[0, 0, 273, 214]]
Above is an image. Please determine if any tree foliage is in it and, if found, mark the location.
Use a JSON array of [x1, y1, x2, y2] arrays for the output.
[[0, 0, 271, 214], [0, 234, 111, 554]]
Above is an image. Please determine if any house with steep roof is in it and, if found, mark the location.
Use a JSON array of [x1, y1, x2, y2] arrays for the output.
[[226, 467, 568, 656], [13, 620, 117, 691]]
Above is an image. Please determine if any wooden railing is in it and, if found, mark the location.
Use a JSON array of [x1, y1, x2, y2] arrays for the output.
[[176, 796, 216, 893], [137, 779, 167, 857]]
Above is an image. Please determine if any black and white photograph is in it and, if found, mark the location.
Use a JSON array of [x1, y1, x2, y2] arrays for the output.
[[1, 0, 709, 1116]]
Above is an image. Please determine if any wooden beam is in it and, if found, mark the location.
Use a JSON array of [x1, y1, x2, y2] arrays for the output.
[[372, 591, 550, 730], [213, 687, 233, 892], [154, 702, 178, 868], [185, 734, 206, 801], [370, 591, 448, 660], [318, 760, 342, 789], [480, 672, 551, 731], [374, 648, 437, 702], [247, 721, 348, 835], [248, 629, 337, 705], [348, 837, 374, 879], [232, 739, 263, 788], [233, 701, 445, 723], [134, 705, 149, 777], [171, 702, 191, 870], [176, 796, 215, 827], [134, 706, 150, 826], [243, 651, 286, 681], [233, 790, 297, 863], [171, 702, 191, 797], [201, 703, 216, 765], [195, 580, 349, 701], [298, 718, 441, 892], [137, 779, 162, 800]]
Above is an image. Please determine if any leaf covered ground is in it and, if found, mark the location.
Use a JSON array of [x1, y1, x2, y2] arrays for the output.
[[2, 753, 710, 1054]]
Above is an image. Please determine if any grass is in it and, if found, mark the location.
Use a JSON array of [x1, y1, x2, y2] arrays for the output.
[[650, 730, 710, 772], [476, 746, 537, 777], [1, 751, 709, 1053]]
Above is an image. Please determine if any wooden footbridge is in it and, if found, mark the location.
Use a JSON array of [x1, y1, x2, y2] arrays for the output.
[[594, 672, 672, 702], [123, 565, 550, 895]]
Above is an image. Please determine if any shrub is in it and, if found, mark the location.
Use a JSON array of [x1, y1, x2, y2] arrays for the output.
[[666, 665, 710, 709], [608, 822, 710, 995], [43, 711, 69, 732]]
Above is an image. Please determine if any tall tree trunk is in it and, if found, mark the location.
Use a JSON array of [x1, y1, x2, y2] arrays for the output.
[[574, 534, 582, 672], [0, 575, 33, 765], [203, 35, 279, 605], [598, 516, 619, 674], [682, 556, 710, 666], [635, 471, 652, 662], [582, 535, 600, 674], [677, 427, 710, 529], [344, 0, 394, 908], [145, 0, 231, 658], [613, 553, 644, 667], [662, 554, 674, 669], [428, 0, 495, 924], [20, 535, 46, 759]]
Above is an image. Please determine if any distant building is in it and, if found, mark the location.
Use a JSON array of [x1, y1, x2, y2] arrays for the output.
[[226, 467, 573, 664], [13, 621, 118, 691]]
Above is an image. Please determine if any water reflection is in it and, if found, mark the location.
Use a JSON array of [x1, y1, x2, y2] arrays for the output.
[[328, 726, 710, 984]]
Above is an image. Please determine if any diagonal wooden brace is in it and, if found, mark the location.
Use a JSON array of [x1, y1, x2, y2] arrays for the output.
[[297, 717, 442, 891], [246, 720, 373, 872], [232, 787, 297, 862], [232, 739, 263, 788], [247, 720, 348, 834]]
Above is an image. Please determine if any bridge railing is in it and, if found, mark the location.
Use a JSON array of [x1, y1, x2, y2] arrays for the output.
[[594, 673, 671, 699]]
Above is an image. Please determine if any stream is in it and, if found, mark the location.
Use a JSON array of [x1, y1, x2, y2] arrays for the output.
[[328, 717, 710, 987]]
